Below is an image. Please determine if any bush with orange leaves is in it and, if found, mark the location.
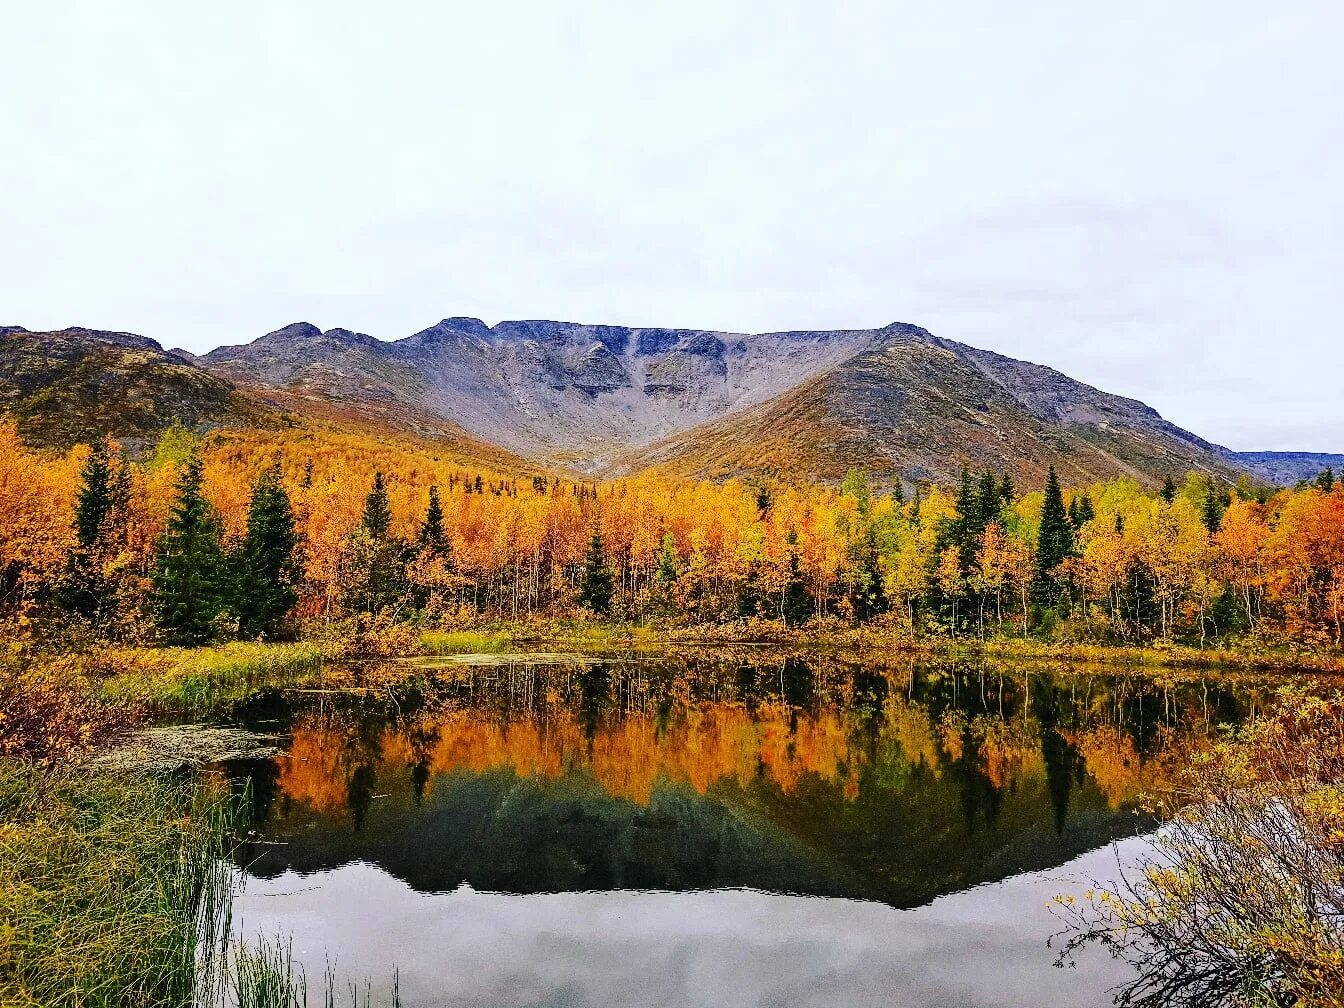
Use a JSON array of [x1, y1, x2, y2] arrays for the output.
[[1053, 689, 1344, 1008], [0, 651, 138, 764]]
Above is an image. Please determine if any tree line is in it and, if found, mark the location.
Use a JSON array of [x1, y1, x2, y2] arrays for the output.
[[0, 420, 1341, 648]]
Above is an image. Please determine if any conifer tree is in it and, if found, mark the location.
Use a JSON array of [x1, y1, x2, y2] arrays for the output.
[[1160, 475, 1178, 503], [342, 471, 412, 614], [74, 440, 114, 551], [1068, 495, 1095, 530], [1315, 468, 1336, 493], [578, 530, 614, 614], [419, 485, 447, 555], [362, 471, 392, 538], [235, 464, 299, 639], [655, 533, 680, 585], [1078, 495, 1095, 526], [1000, 474, 1015, 505], [781, 529, 813, 627], [151, 454, 227, 645], [1202, 484, 1225, 533], [56, 440, 119, 621], [849, 527, 887, 623], [1033, 466, 1073, 604], [977, 470, 1000, 528]]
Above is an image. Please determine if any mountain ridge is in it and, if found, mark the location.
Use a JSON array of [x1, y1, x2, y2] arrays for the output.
[[3, 315, 1330, 488], [200, 317, 1253, 488]]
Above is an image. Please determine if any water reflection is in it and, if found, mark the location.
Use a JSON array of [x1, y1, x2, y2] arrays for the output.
[[227, 656, 1276, 908]]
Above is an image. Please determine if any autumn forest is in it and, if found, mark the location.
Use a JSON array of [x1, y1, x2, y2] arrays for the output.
[[2, 418, 1341, 655]]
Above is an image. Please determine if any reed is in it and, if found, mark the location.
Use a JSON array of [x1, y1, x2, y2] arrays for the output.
[[0, 761, 235, 1007]]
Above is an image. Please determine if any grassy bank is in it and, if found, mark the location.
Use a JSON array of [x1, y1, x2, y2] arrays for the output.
[[95, 642, 329, 715], [407, 617, 1344, 674], [0, 644, 405, 1007]]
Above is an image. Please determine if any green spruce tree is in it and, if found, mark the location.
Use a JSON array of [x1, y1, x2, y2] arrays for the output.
[[1202, 483, 1225, 533], [781, 529, 813, 627], [235, 464, 300, 639], [74, 440, 114, 551], [419, 485, 447, 555], [362, 471, 392, 537], [56, 440, 119, 622], [151, 454, 227, 645], [343, 472, 410, 614], [849, 527, 887, 623], [578, 530, 614, 614], [1033, 466, 1073, 605]]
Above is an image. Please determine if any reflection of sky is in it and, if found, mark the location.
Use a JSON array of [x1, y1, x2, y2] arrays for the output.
[[233, 839, 1144, 1008]]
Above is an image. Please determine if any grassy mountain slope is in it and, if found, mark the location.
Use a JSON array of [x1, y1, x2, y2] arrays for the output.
[[0, 326, 555, 477], [0, 327, 261, 449], [608, 328, 1248, 489]]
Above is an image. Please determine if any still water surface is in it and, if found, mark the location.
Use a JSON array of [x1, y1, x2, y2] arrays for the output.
[[219, 653, 1283, 1007]]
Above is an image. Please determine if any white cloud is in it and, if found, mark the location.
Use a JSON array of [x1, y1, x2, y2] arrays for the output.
[[1, 1, 1340, 449]]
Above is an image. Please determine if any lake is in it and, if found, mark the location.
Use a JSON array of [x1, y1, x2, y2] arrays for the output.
[[216, 652, 1283, 1007]]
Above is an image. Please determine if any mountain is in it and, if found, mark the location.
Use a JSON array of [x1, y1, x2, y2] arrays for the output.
[[0, 327, 548, 476], [1232, 452, 1344, 486], [6, 315, 1304, 489], [201, 318, 1250, 488], [608, 327, 1248, 488], [203, 319, 872, 467], [0, 326, 262, 449]]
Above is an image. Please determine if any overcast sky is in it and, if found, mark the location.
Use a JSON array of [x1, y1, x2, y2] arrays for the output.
[[2, 2, 1340, 451]]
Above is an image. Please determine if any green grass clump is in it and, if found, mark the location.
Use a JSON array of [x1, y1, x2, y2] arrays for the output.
[[230, 937, 402, 1008], [100, 642, 327, 715], [418, 629, 513, 655], [0, 761, 234, 1008]]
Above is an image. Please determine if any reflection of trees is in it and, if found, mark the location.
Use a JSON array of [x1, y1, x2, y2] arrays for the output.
[[267, 663, 1264, 831], [242, 661, 1299, 906]]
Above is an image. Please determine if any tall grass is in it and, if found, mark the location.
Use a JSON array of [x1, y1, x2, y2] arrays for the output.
[[0, 760, 404, 1008], [417, 629, 512, 655], [99, 642, 327, 715], [0, 761, 235, 1008], [228, 937, 402, 1008]]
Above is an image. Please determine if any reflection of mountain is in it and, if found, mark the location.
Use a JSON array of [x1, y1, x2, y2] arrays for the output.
[[229, 662, 1260, 907]]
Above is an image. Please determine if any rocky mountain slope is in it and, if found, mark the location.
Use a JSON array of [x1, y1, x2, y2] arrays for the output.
[[608, 326, 1249, 489], [4, 315, 1295, 488], [203, 319, 873, 466], [1232, 452, 1344, 486], [0, 327, 546, 475], [0, 326, 260, 449], [201, 318, 1251, 488]]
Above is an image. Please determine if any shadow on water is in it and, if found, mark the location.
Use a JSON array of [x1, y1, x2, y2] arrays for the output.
[[219, 655, 1288, 910]]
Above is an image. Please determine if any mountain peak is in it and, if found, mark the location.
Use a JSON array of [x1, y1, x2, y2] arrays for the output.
[[262, 322, 323, 341], [406, 318, 493, 344]]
